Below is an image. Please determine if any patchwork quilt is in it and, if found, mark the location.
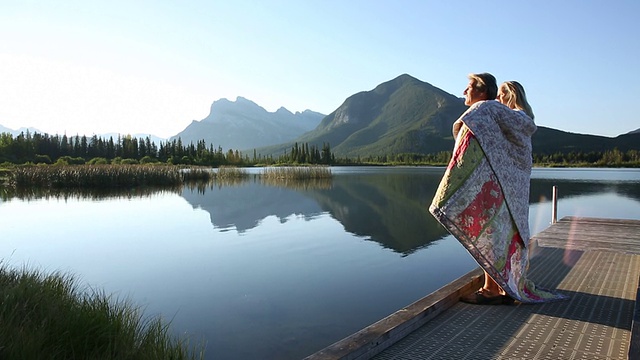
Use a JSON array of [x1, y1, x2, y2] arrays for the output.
[[430, 101, 566, 303]]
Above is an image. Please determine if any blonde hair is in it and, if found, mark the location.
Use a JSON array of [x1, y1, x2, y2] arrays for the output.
[[499, 81, 535, 120]]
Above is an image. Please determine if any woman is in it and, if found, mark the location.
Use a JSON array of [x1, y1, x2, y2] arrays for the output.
[[465, 80, 537, 304], [497, 81, 535, 120]]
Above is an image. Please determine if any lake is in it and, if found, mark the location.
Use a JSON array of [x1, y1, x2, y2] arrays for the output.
[[1, 167, 639, 359]]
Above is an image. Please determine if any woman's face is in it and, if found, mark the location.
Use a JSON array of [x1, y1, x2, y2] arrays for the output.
[[496, 86, 509, 106]]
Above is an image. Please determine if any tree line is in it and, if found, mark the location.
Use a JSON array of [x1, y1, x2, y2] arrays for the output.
[[0, 131, 336, 166], [1, 131, 638, 167]]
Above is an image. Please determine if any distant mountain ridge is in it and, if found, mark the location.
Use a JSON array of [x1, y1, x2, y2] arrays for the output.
[[0, 124, 166, 145], [257, 74, 469, 156], [170, 96, 324, 151], [3, 74, 639, 158], [0, 125, 42, 137], [257, 74, 640, 157]]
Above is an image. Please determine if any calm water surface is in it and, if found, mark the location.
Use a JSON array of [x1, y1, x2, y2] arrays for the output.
[[1, 167, 639, 359]]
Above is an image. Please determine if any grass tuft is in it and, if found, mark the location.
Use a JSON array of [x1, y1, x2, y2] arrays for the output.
[[261, 166, 331, 180], [0, 264, 203, 359]]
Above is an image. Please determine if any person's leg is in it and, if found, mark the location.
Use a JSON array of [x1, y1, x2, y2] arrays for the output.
[[461, 271, 514, 304], [481, 271, 506, 296]]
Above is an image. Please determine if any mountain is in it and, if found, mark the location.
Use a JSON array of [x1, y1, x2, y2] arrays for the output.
[[0, 125, 42, 137], [258, 74, 468, 157], [628, 128, 640, 135], [0, 124, 165, 144], [99, 132, 166, 145], [257, 74, 640, 157], [532, 127, 640, 154], [170, 97, 324, 151]]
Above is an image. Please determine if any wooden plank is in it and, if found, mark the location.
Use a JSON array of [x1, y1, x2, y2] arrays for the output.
[[533, 217, 640, 255], [535, 230, 640, 242], [630, 273, 640, 360], [560, 216, 640, 226], [537, 221, 638, 231]]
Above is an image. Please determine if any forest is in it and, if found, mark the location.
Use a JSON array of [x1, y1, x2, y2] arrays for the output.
[[0, 131, 639, 167]]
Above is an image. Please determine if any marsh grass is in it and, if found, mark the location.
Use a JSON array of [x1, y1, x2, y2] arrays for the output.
[[0, 265, 203, 359], [5, 165, 324, 190], [6, 165, 250, 189], [9, 165, 183, 188], [261, 166, 331, 180], [213, 166, 249, 180]]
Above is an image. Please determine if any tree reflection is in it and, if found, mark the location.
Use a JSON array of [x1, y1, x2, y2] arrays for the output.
[[3, 168, 639, 256]]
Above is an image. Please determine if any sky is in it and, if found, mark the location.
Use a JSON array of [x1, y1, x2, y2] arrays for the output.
[[1, 0, 639, 139]]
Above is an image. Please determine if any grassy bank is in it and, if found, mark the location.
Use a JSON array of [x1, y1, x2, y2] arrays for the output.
[[0, 265, 203, 359], [5, 165, 245, 188], [3, 165, 331, 190]]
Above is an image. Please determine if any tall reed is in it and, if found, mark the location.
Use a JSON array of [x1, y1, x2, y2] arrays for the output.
[[6, 165, 250, 189], [213, 166, 249, 180], [261, 166, 331, 180], [0, 264, 203, 359], [8, 165, 182, 188]]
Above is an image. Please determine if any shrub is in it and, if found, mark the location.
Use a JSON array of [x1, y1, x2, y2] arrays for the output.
[[34, 154, 52, 164], [88, 157, 109, 165], [140, 156, 159, 164]]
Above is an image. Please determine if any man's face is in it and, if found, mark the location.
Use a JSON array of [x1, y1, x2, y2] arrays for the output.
[[463, 80, 486, 106]]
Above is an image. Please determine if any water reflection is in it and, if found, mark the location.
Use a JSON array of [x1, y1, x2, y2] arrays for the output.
[[0, 185, 181, 201], [177, 168, 640, 255], [1, 167, 639, 360], [5, 168, 639, 256], [182, 180, 325, 232], [530, 178, 640, 203]]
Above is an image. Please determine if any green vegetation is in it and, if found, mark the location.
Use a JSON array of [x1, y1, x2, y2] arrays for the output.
[[0, 131, 338, 167], [261, 166, 332, 180], [0, 264, 202, 359], [213, 166, 249, 180], [533, 148, 640, 167], [6, 165, 221, 189], [1, 129, 639, 170]]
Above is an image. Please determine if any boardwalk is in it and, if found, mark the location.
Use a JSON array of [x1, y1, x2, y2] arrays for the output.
[[305, 217, 640, 360]]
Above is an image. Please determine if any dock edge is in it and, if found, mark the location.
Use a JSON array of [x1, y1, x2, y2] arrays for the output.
[[304, 268, 484, 360]]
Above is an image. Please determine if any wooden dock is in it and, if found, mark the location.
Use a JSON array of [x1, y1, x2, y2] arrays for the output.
[[305, 217, 640, 360]]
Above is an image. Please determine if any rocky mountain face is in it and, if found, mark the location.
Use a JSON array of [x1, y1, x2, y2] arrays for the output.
[[170, 96, 324, 151], [258, 74, 469, 157], [256, 74, 640, 157]]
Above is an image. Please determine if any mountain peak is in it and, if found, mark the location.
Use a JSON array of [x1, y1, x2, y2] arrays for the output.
[[172, 97, 325, 150], [235, 96, 256, 105], [275, 107, 293, 115]]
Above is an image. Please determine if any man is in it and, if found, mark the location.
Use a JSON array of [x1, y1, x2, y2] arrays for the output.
[[459, 72, 509, 303], [463, 73, 497, 106]]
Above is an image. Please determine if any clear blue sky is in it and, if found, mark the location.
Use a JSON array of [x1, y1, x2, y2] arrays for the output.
[[1, 0, 638, 138]]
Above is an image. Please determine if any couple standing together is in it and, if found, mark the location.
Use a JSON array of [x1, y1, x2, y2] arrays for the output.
[[430, 73, 566, 305]]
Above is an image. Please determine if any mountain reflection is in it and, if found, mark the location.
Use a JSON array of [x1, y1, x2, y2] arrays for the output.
[[4, 168, 637, 256], [181, 180, 325, 232], [180, 172, 453, 255], [179, 169, 640, 255]]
